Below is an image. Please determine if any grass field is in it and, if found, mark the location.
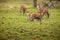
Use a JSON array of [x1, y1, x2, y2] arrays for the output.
[[0, 1, 60, 40]]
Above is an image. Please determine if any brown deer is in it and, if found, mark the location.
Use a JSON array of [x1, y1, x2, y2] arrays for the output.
[[37, 4, 49, 18], [20, 5, 26, 14], [28, 12, 44, 22]]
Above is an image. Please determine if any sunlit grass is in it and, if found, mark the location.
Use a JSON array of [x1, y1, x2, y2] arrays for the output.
[[0, 2, 60, 40]]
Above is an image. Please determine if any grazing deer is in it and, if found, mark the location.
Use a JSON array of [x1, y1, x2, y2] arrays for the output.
[[28, 12, 44, 22]]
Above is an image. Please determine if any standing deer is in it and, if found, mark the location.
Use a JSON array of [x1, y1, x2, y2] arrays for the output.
[[20, 5, 26, 14], [37, 4, 49, 18], [28, 12, 44, 22]]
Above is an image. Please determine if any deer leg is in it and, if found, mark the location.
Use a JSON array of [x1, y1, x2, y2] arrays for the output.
[[23, 9, 26, 14], [46, 12, 49, 18], [44, 12, 49, 18], [38, 16, 42, 22], [29, 16, 34, 21]]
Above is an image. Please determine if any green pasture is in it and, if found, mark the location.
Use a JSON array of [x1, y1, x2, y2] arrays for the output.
[[0, 1, 60, 40]]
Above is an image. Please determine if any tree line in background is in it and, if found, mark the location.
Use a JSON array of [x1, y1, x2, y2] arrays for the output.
[[0, 0, 60, 2], [0, 0, 60, 7]]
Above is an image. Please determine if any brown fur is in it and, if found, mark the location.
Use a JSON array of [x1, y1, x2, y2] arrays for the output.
[[20, 5, 26, 14], [37, 5, 49, 18], [28, 12, 44, 22]]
